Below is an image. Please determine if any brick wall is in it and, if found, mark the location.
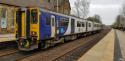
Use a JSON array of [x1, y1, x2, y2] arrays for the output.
[[47, 0, 71, 14]]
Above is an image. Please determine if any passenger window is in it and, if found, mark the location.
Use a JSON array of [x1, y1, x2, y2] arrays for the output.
[[97, 25, 99, 27], [77, 21, 81, 27], [60, 18, 69, 27], [94, 24, 96, 27], [31, 9, 38, 24], [46, 16, 51, 25], [82, 22, 85, 27], [89, 23, 91, 27], [52, 18, 55, 26]]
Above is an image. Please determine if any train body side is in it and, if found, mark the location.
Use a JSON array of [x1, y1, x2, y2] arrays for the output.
[[39, 10, 70, 40], [38, 9, 100, 40]]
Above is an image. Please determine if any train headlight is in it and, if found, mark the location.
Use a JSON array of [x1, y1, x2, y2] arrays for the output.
[[31, 31, 37, 36]]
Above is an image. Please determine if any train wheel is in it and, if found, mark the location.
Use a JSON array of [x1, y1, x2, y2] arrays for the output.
[[44, 40, 51, 49], [59, 38, 65, 44], [64, 36, 69, 42], [38, 41, 45, 49], [38, 42, 41, 49]]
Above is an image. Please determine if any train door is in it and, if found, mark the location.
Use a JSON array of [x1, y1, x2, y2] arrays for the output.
[[86, 21, 88, 32], [16, 9, 26, 38], [21, 11, 26, 37], [26, 9, 30, 39], [16, 9, 22, 38], [71, 18, 75, 33], [30, 8, 40, 41], [92, 22, 94, 31], [51, 15, 56, 37]]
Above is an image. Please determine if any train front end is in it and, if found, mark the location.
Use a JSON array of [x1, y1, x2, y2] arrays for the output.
[[15, 8, 40, 51]]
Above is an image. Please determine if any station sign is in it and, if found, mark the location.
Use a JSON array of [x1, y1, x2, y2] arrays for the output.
[[1, 18, 7, 28]]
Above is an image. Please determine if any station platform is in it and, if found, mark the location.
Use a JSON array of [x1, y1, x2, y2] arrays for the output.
[[115, 30, 125, 61], [77, 29, 115, 61], [0, 34, 16, 42]]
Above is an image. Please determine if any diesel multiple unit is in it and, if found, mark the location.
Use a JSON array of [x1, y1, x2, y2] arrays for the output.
[[15, 8, 102, 51]]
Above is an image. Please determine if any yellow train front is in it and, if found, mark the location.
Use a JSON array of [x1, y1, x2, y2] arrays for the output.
[[15, 8, 40, 51]]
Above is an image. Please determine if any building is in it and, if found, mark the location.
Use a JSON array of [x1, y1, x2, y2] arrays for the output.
[[58, 0, 71, 14], [0, 4, 16, 34], [47, 0, 71, 14]]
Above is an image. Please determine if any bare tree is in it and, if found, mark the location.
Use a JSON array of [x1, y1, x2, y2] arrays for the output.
[[87, 14, 102, 23], [80, 0, 89, 18], [122, 5, 125, 16], [74, 0, 81, 17], [112, 14, 125, 30], [94, 14, 102, 23], [119, 2, 125, 30], [74, 0, 90, 18], [120, 4, 125, 16], [120, 1, 125, 16]]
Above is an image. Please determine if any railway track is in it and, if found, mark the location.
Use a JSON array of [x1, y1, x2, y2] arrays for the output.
[[0, 48, 18, 57], [53, 30, 109, 61], [0, 29, 110, 61], [0, 41, 18, 57]]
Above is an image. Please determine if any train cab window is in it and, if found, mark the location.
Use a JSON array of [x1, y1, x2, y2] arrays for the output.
[[77, 21, 81, 27], [82, 22, 85, 27], [31, 9, 38, 24], [60, 18, 69, 27], [46, 16, 51, 25]]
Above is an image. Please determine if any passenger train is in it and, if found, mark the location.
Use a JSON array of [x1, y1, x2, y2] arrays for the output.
[[14, 8, 102, 51]]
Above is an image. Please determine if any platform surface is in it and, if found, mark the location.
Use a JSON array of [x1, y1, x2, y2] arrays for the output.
[[116, 30, 125, 61], [77, 29, 115, 61], [0, 34, 15, 42]]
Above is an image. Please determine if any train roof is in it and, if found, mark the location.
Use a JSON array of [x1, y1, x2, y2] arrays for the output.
[[38, 8, 86, 20]]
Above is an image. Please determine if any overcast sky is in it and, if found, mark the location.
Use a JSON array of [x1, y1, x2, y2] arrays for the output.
[[69, 0, 124, 25]]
